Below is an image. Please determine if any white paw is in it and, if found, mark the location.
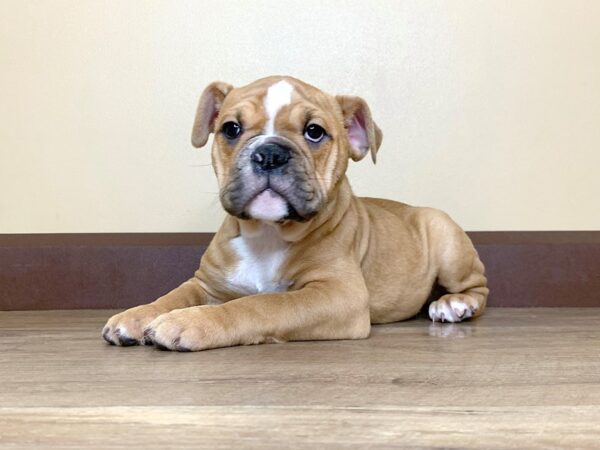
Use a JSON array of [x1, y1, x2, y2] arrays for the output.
[[428, 296, 479, 323]]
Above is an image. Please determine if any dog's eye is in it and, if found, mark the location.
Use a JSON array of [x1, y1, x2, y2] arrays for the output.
[[221, 121, 242, 140], [304, 124, 326, 143]]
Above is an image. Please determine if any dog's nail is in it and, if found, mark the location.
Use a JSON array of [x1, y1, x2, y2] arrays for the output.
[[102, 330, 116, 346], [118, 335, 138, 347], [112, 327, 138, 346], [456, 308, 465, 318]]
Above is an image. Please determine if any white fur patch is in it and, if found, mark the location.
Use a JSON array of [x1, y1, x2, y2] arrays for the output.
[[247, 189, 288, 222], [264, 80, 293, 135], [429, 296, 478, 323], [228, 225, 290, 296]]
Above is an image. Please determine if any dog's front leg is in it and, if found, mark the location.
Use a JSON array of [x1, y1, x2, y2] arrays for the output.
[[144, 278, 371, 352], [102, 277, 211, 346]]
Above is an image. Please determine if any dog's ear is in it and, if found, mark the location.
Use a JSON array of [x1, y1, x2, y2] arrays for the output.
[[191, 81, 234, 148], [335, 95, 383, 163]]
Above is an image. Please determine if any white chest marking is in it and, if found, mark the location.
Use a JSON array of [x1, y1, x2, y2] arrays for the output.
[[263, 80, 294, 135], [228, 226, 290, 295]]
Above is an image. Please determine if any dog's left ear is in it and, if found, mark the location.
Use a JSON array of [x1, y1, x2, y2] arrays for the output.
[[336, 95, 383, 163], [191, 81, 234, 148]]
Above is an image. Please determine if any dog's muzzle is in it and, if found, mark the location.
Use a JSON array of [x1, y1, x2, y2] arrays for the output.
[[219, 136, 323, 222]]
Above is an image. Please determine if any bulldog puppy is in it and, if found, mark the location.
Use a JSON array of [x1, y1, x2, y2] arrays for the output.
[[102, 76, 488, 351]]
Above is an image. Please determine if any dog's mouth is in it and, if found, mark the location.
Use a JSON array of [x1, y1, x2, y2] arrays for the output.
[[243, 188, 309, 223]]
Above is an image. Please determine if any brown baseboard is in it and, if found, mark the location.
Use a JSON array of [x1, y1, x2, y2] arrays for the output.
[[1, 232, 599, 310]]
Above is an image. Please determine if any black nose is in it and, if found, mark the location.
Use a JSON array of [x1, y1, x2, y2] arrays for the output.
[[251, 144, 290, 172]]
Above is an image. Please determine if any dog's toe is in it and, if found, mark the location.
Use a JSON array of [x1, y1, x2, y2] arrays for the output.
[[142, 328, 156, 345], [173, 337, 191, 352], [112, 328, 138, 347], [429, 295, 478, 323], [102, 329, 116, 345]]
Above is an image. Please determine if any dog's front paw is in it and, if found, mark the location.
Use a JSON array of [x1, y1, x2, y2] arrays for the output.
[[143, 307, 222, 352], [102, 304, 164, 346], [428, 294, 479, 323]]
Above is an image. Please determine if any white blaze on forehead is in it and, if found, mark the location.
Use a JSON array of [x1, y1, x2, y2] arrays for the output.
[[263, 80, 294, 135]]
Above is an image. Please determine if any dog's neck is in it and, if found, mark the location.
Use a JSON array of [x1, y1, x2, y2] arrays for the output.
[[236, 176, 355, 243]]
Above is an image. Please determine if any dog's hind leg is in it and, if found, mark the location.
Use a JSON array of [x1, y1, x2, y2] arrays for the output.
[[425, 211, 489, 323]]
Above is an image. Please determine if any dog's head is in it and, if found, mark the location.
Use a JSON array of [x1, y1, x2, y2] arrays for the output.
[[191, 76, 382, 223]]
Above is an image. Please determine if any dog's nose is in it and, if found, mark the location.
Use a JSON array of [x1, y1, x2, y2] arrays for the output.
[[251, 144, 290, 172]]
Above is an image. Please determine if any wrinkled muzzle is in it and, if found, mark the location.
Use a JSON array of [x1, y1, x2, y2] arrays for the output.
[[219, 136, 324, 222]]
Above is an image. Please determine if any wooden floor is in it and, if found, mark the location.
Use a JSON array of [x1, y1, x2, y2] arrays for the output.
[[1, 308, 599, 449]]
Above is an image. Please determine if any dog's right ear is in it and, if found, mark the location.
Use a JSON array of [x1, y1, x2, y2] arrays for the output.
[[191, 82, 234, 148]]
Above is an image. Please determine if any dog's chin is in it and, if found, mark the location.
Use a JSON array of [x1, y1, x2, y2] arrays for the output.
[[245, 189, 288, 222], [235, 189, 314, 223]]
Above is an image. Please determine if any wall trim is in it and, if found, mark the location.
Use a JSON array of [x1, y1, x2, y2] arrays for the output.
[[0, 233, 215, 247], [1, 232, 599, 310]]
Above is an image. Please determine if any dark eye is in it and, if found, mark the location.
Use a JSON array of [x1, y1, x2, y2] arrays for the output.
[[221, 121, 242, 140], [304, 124, 326, 143]]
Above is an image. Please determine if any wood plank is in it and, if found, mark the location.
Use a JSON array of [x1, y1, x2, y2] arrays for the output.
[[0, 308, 599, 448], [1, 405, 598, 449]]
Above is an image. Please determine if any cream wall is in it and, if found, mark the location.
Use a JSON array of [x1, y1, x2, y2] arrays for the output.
[[1, 0, 599, 232]]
